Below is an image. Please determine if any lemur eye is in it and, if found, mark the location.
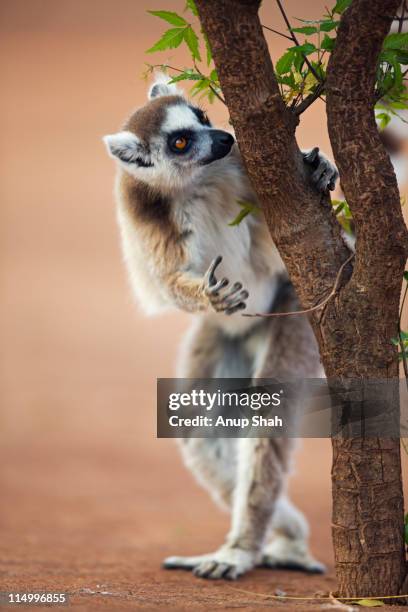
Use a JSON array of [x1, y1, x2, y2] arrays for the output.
[[175, 137, 188, 150], [169, 132, 193, 154]]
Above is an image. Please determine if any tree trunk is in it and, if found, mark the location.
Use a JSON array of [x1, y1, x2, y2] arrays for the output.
[[325, 0, 407, 597], [196, 0, 408, 598]]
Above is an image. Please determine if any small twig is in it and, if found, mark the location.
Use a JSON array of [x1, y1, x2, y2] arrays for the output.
[[398, 2, 406, 33], [398, 278, 408, 382], [226, 583, 408, 603], [275, 0, 323, 84], [396, 0, 408, 31], [148, 62, 226, 106], [262, 24, 293, 41], [147, 63, 185, 74], [194, 62, 226, 105], [294, 82, 326, 115], [208, 84, 226, 105], [290, 94, 302, 109], [243, 253, 354, 318]]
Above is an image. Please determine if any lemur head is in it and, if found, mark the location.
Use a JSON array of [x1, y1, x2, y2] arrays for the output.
[[103, 74, 234, 191]]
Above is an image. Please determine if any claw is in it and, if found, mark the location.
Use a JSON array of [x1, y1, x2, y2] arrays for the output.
[[208, 562, 231, 579], [225, 301, 247, 316], [223, 290, 248, 308], [193, 560, 217, 578], [224, 281, 243, 298], [209, 277, 229, 294], [193, 560, 241, 580], [205, 255, 223, 287]]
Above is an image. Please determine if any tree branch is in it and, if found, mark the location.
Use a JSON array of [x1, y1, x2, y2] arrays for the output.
[[326, 0, 408, 307], [262, 24, 293, 42], [294, 82, 325, 115]]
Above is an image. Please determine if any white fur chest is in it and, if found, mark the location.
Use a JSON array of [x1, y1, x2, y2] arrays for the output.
[[172, 158, 285, 332]]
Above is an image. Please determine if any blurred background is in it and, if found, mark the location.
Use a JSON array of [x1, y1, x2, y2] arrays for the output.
[[1, 0, 407, 608]]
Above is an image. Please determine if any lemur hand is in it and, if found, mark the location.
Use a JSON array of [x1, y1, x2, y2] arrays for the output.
[[302, 147, 338, 193], [204, 256, 249, 316]]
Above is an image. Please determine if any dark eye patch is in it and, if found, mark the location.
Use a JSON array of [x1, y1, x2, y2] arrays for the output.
[[190, 105, 211, 126], [167, 129, 195, 154]]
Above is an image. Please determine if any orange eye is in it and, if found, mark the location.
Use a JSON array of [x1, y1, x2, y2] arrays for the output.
[[175, 137, 187, 150]]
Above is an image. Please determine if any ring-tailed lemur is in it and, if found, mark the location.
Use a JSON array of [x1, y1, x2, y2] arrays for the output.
[[103, 74, 338, 580]]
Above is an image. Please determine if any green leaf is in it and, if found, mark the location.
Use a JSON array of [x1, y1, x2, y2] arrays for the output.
[[319, 20, 339, 31], [148, 10, 187, 27], [183, 25, 201, 61], [321, 34, 335, 51], [376, 111, 391, 130], [275, 73, 295, 86], [207, 88, 215, 103], [184, 0, 198, 16], [391, 336, 400, 346], [290, 42, 317, 55], [168, 70, 202, 83], [395, 50, 408, 64], [333, 0, 352, 14], [229, 200, 260, 226], [147, 27, 186, 53], [334, 202, 345, 215], [228, 208, 253, 226], [389, 100, 408, 109], [276, 49, 295, 74], [295, 17, 330, 24], [352, 600, 384, 608], [291, 26, 318, 35], [404, 271, 408, 281], [190, 78, 210, 96], [203, 30, 213, 65], [383, 33, 408, 51], [311, 60, 326, 80], [210, 68, 219, 82]]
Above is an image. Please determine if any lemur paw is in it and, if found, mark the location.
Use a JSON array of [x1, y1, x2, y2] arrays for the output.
[[163, 547, 256, 580], [262, 536, 326, 574], [203, 255, 249, 316], [303, 147, 338, 193]]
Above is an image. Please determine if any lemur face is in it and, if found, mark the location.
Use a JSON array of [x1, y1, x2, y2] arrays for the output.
[[103, 75, 235, 190]]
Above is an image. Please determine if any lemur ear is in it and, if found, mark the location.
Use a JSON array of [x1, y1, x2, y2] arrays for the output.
[[103, 131, 152, 167], [148, 72, 183, 100]]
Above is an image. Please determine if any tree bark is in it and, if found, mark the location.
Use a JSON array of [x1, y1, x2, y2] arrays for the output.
[[196, 0, 408, 598], [325, 0, 407, 597]]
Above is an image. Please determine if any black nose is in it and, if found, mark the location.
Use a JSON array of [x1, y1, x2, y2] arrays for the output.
[[217, 132, 234, 146], [208, 130, 235, 162], [212, 130, 234, 147]]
